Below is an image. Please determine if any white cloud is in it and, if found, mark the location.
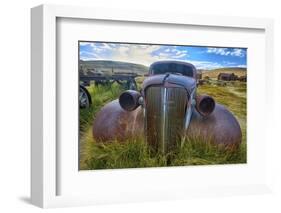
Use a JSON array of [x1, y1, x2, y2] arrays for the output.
[[80, 57, 99, 61], [187, 60, 224, 70], [108, 44, 162, 65], [109, 43, 117, 47], [158, 52, 170, 57], [237, 64, 247, 68], [80, 43, 191, 66], [187, 59, 246, 70], [80, 51, 100, 59], [173, 53, 187, 59], [102, 43, 112, 50], [231, 48, 244, 57], [79, 42, 92, 47], [82, 43, 160, 65], [207, 48, 230, 56], [223, 61, 236, 65], [207, 47, 245, 57], [166, 48, 188, 58]]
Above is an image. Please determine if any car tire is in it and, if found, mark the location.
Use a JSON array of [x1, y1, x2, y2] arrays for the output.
[[79, 85, 92, 108]]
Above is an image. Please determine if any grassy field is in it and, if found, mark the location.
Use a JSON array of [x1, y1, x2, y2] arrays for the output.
[[202, 67, 246, 79], [79, 80, 247, 170]]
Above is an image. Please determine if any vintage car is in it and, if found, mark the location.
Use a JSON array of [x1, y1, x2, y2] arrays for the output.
[[92, 61, 242, 153]]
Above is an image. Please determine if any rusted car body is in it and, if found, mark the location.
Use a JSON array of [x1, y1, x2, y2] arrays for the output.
[[93, 61, 242, 153]]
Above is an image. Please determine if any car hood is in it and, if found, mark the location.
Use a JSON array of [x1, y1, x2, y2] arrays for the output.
[[142, 74, 196, 95]]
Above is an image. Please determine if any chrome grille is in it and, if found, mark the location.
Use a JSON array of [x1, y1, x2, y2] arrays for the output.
[[145, 86, 188, 153]]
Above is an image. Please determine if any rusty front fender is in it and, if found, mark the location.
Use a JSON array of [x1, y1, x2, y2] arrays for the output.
[[93, 100, 242, 147], [92, 100, 144, 142], [187, 104, 242, 148]]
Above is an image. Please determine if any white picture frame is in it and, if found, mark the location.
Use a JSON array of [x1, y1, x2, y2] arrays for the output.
[[31, 4, 274, 208]]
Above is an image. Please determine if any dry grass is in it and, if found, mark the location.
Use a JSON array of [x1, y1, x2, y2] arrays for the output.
[[202, 68, 246, 79], [79, 80, 247, 170]]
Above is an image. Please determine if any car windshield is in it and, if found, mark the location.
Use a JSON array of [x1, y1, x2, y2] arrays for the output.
[[150, 63, 194, 77]]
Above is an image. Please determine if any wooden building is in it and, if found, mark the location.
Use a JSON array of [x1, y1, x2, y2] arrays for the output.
[[239, 75, 247, 82], [217, 73, 238, 81]]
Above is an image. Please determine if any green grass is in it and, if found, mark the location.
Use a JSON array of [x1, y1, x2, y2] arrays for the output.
[[79, 83, 123, 135], [80, 134, 246, 170], [79, 81, 247, 170]]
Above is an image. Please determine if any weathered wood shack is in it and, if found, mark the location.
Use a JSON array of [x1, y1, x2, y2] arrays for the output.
[[217, 73, 238, 81], [239, 75, 247, 82]]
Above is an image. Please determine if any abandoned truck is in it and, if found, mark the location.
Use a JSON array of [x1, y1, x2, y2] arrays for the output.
[[92, 61, 242, 153]]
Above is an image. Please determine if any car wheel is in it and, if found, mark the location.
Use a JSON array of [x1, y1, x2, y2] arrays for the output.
[[79, 85, 92, 108], [128, 80, 137, 90]]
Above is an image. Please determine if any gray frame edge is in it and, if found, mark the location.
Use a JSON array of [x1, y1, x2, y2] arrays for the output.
[[31, 5, 44, 208]]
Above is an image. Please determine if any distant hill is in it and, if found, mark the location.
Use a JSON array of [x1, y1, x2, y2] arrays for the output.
[[79, 60, 149, 76], [202, 67, 247, 79]]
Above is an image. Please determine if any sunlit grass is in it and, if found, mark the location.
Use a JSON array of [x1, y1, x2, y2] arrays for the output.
[[79, 83, 123, 134], [79, 81, 247, 170], [80, 130, 246, 170]]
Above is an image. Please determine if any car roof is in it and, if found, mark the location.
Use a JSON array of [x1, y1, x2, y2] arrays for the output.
[[149, 60, 197, 78], [150, 60, 196, 68]]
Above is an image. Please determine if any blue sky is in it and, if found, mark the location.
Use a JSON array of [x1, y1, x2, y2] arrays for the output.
[[79, 42, 247, 70]]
